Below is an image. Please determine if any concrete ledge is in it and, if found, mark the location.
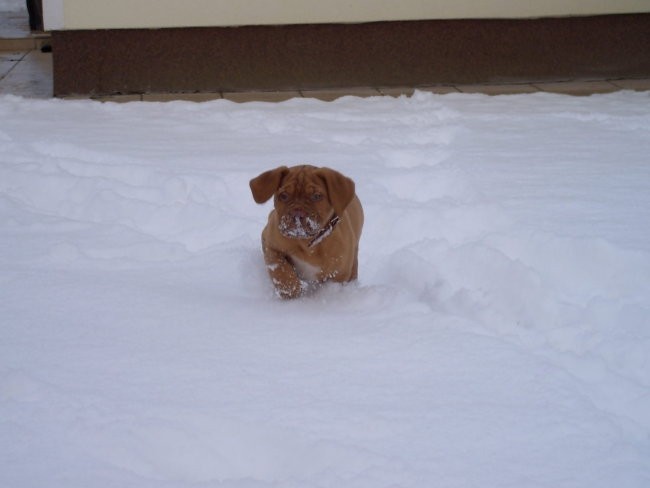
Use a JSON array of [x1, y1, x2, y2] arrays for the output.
[[47, 78, 650, 103], [533, 80, 620, 96], [52, 14, 650, 97], [0, 37, 47, 50]]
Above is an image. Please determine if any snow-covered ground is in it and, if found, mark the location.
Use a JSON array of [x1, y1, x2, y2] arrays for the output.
[[1, 91, 649, 487]]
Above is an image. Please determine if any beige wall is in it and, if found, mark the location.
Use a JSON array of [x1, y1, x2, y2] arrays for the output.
[[45, 0, 650, 30]]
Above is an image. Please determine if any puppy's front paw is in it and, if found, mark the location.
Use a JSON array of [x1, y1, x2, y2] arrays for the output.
[[266, 259, 306, 299], [273, 276, 307, 299]]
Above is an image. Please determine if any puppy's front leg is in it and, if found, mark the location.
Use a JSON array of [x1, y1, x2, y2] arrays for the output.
[[262, 241, 304, 299]]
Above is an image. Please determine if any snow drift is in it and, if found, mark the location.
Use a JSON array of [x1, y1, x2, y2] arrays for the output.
[[1, 90, 649, 487]]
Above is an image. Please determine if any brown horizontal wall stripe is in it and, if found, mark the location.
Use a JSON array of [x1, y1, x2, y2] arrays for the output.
[[52, 14, 650, 96]]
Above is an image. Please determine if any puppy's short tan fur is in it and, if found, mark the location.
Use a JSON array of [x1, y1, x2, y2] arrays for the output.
[[250, 165, 363, 298]]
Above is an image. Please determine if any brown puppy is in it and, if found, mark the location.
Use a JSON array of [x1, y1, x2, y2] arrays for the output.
[[250, 165, 363, 298]]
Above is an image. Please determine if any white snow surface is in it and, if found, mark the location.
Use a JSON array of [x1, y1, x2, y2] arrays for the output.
[[1, 91, 650, 487]]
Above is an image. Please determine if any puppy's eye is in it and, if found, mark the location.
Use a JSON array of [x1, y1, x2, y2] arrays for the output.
[[311, 193, 323, 202], [278, 192, 290, 202]]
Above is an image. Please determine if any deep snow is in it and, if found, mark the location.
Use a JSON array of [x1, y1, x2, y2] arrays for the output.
[[1, 91, 649, 488]]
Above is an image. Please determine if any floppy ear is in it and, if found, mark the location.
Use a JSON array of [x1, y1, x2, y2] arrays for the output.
[[250, 166, 289, 204], [316, 167, 356, 216]]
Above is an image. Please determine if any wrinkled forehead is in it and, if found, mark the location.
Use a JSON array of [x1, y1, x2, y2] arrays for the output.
[[281, 167, 325, 193]]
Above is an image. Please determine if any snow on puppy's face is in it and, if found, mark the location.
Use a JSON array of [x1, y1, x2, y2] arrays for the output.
[[251, 165, 337, 239], [275, 170, 330, 239]]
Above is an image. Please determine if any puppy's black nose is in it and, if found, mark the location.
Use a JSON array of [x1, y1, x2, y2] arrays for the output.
[[290, 208, 308, 219]]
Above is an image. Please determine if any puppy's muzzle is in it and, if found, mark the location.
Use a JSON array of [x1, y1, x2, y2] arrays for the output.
[[279, 207, 321, 239]]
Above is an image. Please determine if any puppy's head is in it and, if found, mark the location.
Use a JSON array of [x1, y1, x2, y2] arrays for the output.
[[250, 165, 355, 240]]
